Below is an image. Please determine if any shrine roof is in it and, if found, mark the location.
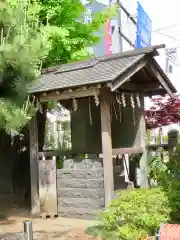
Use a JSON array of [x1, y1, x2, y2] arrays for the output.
[[28, 44, 176, 97]]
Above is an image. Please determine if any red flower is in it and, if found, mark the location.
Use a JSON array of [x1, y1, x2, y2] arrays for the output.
[[145, 94, 180, 129]]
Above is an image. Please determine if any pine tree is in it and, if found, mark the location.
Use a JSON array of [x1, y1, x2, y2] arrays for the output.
[[0, 0, 49, 134], [0, 0, 115, 134]]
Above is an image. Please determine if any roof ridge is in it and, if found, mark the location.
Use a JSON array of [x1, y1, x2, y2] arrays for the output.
[[41, 44, 165, 75], [54, 60, 98, 75]]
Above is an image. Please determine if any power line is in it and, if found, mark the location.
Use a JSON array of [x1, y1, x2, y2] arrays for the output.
[[152, 31, 180, 42], [169, 56, 179, 65], [154, 22, 180, 32]]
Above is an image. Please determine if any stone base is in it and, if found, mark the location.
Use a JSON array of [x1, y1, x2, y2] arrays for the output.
[[58, 207, 100, 220], [58, 188, 104, 199], [58, 196, 104, 209], [57, 158, 105, 219], [57, 158, 131, 219]]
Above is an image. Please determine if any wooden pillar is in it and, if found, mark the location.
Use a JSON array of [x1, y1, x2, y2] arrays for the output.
[[29, 114, 40, 216], [100, 89, 114, 207], [139, 100, 148, 188]]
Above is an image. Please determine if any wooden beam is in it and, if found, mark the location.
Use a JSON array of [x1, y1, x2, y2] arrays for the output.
[[112, 146, 144, 155], [100, 88, 114, 207], [141, 68, 153, 82], [148, 61, 174, 97], [40, 88, 99, 102], [119, 82, 161, 92], [29, 114, 40, 216], [144, 87, 168, 96], [140, 83, 162, 92], [109, 60, 147, 92], [38, 146, 144, 159]]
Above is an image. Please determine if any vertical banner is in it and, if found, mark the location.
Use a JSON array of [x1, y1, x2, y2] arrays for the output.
[[105, 0, 113, 56], [105, 20, 112, 55]]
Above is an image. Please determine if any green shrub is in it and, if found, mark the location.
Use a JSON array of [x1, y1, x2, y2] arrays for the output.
[[159, 147, 180, 223], [148, 146, 180, 223], [87, 188, 170, 240], [148, 153, 167, 184]]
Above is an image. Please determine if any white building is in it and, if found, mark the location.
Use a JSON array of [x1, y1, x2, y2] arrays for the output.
[[48, 0, 180, 147], [109, 0, 180, 138]]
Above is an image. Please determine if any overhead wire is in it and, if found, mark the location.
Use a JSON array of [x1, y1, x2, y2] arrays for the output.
[[168, 56, 180, 67], [152, 31, 180, 42], [153, 22, 180, 32]]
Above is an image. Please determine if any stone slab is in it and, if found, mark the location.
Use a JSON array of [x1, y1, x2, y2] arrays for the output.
[[58, 197, 105, 209], [58, 207, 102, 220], [57, 178, 104, 189], [57, 188, 105, 199], [57, 168, 104, 179]]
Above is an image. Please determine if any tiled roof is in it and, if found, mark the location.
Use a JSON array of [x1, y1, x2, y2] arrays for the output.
[[28, 45, 167, 93]]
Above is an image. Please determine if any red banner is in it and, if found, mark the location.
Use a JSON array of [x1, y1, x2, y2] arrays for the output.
[[105, 20, 112, 55]]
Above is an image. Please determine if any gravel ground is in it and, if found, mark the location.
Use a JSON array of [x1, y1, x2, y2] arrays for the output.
[[0, 230, 101, 240], [62, 229, 101, 240], [0, 233, 28, 240], [0, 209, 99, 240], [0, 204, 100, 240]]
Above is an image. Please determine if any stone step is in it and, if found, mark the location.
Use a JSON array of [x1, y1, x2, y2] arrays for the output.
[[58, 197, 105, 209], [57, 188, 105, 199], [57, 168, 104, 179], [57, 178, 104, 189], [58, 207, 102, 220]]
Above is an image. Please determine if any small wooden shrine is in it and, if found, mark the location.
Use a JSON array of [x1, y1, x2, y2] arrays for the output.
[[28, 45, 176, 217]]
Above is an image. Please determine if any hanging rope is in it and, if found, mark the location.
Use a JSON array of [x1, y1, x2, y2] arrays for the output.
[[115, 92, 122, 122], [88, 96, 92, 125], [130, 94, 136, 125], [113, 97, 118, 120], [72, 98, 78, 111]]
